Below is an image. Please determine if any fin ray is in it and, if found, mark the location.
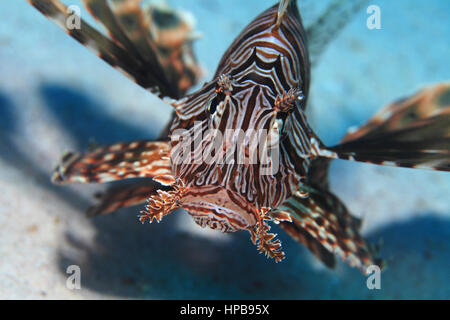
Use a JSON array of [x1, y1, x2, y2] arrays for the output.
[[28, 0, 202, 99], [276, 187, 381, 273], [52, 140, 173, 184], [321, 83, 450, 171]]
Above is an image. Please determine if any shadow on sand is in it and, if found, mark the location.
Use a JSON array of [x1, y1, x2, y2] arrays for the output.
[[57, 205, 450, 299], [0, 89, 88, 211], [39, 84, 158, 149]]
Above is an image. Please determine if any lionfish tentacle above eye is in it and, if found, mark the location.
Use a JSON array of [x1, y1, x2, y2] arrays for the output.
[[52, 140, 173, 184], [28, 0, 201, 99], [316, 83, 450, 171], [207, 0, 315, 183]]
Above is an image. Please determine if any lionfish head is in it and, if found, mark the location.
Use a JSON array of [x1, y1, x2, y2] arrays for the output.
[[168, 69, 302, 234]]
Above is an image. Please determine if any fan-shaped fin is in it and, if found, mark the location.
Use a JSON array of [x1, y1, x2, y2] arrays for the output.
[[87, 179, 158, 216], [276, 187, 382, 273], [319, 83, 450, 171], [52, 140, 172, 184], [305, 0, 368, 66]]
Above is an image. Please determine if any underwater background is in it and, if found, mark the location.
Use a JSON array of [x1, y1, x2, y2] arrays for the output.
[[0, 0, 449, 299]]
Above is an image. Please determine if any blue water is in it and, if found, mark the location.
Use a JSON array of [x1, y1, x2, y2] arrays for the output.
[[0, 0, 449, 299]]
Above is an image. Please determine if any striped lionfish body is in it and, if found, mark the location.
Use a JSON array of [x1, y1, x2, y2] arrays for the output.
[[169, 3, 312, 254], [29, 0, 450, 274]]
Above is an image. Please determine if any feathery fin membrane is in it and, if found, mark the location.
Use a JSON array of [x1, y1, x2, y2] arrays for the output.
[[87, 180, 159, 217], [52, 140, 173, 184], [305, 0, 369, 66], [28, 0, 201, 99], [275, 187, 382, 273], [317, 83, 450, 171]]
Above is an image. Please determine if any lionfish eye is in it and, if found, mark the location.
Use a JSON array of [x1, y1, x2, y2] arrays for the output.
[[206, 91, 226, 115], [207, 96, 219, 114], [275, 115, 288, 141]]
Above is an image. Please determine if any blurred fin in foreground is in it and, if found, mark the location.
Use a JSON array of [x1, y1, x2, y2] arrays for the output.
[[28, 0, 202, 99]]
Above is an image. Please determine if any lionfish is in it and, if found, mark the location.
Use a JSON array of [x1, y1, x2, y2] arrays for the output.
[[28, 0, 450, 274]]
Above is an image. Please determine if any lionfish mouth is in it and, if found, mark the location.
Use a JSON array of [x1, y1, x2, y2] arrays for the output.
[[181, 186, 257, 233]]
